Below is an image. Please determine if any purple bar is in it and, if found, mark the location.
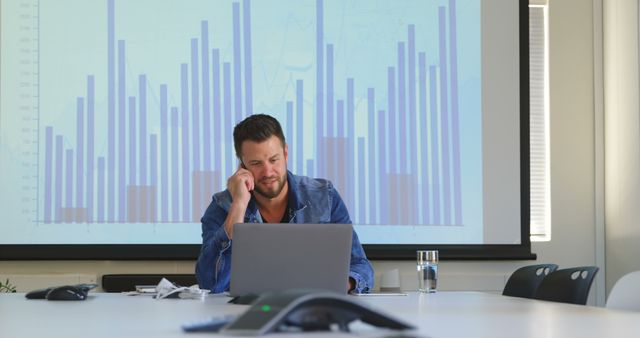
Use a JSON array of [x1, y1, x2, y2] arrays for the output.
[[387, 67, 396, 175], [55, 136, 63, 223], [107, 0, 115, 222], [171, 107, 180, 221], [129, 96, 137, 186], [377, 110, 388, 223], [397, 42, 407, 175], [191, 38, 201, 172], [181, 63, 191, 222], [336, 100, 344, 137], [223, 62, 233, 177], [243, 0, 253, 116], [357, 138, 365, 223], [296, 80, 303, 175], [232, 2, 243, 122], [65, 149, 73, 211], [439, 7, 451, 225], [201, 21, 211, 171], [160, 85, 169, 222], [44, 127, 53, 223], [449, 0, 462, 225], [87, 75, 95, 222], [335, 100, 344, 190], [97, 157, 105, 222], [419, 53, 430, 224], [212, 49, 221, 173], [367, 88, 376, 224], [316, 0, 324, 177], [429, 65, 441, 224], [139, 75, 148, 185], [118, 39, 126, 222], [150, 134, 158, 223], [326, 44, 334, 139], [76, 97, 84, 215]]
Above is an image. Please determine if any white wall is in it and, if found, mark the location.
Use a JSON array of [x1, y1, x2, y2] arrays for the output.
[[0, 0, 606, 305], [604, 0, 640, 296]]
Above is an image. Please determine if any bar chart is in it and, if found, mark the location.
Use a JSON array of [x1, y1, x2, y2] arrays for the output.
[[3, 0, 482, 239]]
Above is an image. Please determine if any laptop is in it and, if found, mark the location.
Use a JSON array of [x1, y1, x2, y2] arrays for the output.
[[229, 223, 353, 297]]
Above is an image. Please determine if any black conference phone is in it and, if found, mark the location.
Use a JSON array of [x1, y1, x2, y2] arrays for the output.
[[219, 289, 414, 335]]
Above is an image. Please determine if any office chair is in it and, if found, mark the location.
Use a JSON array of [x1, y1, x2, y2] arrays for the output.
[[606, 270, 640, 311], [533, 266, 599, 305], [502, 263, 558, 299]]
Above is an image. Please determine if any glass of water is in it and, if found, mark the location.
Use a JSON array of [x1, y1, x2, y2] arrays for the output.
[[417, 250, 438, 293]]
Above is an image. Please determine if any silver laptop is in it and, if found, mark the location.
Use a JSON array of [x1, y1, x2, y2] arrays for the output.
[[229, 223, 353, 296]]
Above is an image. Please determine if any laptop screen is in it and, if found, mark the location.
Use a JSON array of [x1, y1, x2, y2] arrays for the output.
[[229, 223, 353, 296]]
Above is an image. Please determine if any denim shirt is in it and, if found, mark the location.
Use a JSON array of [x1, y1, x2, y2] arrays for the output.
[[195, 171, 374, 294]]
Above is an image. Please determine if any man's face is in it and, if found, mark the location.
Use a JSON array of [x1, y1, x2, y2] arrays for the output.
[[240, 135, 288, 199]]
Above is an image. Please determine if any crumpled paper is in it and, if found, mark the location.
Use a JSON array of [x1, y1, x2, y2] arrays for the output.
[[154, 278, 209, 300]]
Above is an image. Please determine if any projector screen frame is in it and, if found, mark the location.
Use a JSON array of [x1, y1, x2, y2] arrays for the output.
[[0, 0, 535, 261]]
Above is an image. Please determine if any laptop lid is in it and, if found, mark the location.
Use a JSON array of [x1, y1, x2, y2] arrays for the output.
[[229, 223, 353, 297]]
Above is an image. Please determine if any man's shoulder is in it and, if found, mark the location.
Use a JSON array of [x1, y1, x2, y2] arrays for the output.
[[290, 173, 333, 191], [212, 190, 233, 209]]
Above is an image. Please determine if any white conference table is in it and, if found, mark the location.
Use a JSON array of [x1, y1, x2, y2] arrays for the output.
[[1, 291, 639, 338]]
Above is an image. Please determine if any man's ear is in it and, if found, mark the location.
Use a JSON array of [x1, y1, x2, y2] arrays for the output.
[[284, 144, 289, 161]]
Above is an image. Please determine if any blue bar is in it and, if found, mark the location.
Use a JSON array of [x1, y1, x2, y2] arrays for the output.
[[191, 38, 201, 172], [232, 2, 243, 122], [160, 85, 169, 222], [449, 0, 462, 225], [223, 62, 233, 177], [97, 157, 105, 223], [295, 80, 303, 175], [139, 75, 147, 185], [243, 0, 254, 116], [76, 97, 84, 213], [387, 67, 396, 175], [439, 7, 451, 225], [367, 88, 377, 224], [129, 96, 137, 185], [201, 21, 211, 171], [357, 138, 365, 224], [326, 44, 334, 139], [171, 107, 180, 221], [150, 134, 158, 223], [429, 65, 441, 224], [377, 110, 388, 224], [117, 39, 126, 222], [286, 101, 293, 155], [107, 0, 115, 222], [419, 53, 430, 224], [181, 63, 190, 222], [44, 127, 53, 223], [408, 25, 418, 224], [212, 49, 222, 173], [86, 76, 95, 221], [55, 135, 63, 223], [65, 149, 73, 210], [397, 42, 407, 174], [346, 78, 355, 212], [315, 0, 324, 177]]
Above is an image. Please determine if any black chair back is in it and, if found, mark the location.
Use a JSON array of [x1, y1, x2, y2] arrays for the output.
[[534, 266, 599, 305], [502, 264, 559, 299]]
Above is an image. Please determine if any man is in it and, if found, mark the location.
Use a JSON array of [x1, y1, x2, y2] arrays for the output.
[[196, 114, 374, 294]]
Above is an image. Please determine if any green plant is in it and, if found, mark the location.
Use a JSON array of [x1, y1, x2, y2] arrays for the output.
[[0, 278, 17, 293]]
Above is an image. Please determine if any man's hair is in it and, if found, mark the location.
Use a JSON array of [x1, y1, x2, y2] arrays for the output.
[[233, 114, 286, 159]]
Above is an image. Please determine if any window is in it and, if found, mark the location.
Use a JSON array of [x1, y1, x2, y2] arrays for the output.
[[529, 0, 550, 241]]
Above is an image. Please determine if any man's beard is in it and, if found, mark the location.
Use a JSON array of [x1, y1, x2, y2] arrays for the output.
[[254, 172, 287, 199]]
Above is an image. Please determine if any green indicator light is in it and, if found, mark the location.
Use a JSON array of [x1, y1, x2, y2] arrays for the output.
[[261, 305, 271, 312]]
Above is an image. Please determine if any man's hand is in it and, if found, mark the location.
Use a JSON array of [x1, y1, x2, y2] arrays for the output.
[[227, 167, 254, 206], [223, 167, 255, 239]]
